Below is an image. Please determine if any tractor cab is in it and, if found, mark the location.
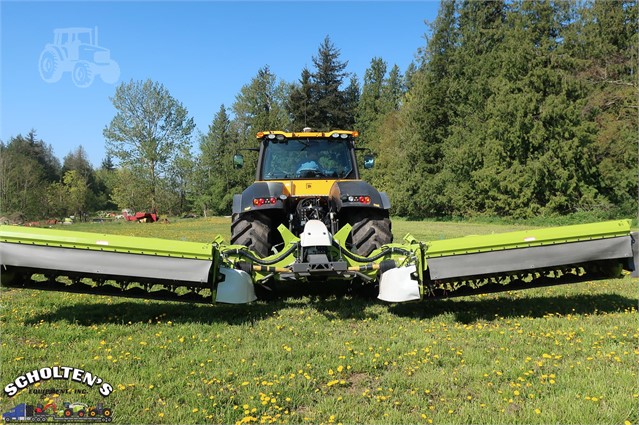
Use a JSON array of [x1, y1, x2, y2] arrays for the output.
[[233, 130, 375, 181]]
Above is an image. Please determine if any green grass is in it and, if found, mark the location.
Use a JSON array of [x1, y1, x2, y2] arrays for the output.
[[1, 218, 637, 424]]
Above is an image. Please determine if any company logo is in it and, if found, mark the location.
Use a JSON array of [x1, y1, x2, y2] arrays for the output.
[[3, 366, 113, 397], [38, 26, 120, 88], [2, 401, 113, 423]]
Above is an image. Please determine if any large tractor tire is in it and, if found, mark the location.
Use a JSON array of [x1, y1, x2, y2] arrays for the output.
[[230, 212, 274, 258], [347, 209, 393, 257], [72, 61, 95, 88], [39, 46, 63, 83]]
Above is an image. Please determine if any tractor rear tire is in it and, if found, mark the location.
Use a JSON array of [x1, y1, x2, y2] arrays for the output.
[[39, 47, 62, 83], [230, 212, 274, 258], [347, 210, 393, 257]]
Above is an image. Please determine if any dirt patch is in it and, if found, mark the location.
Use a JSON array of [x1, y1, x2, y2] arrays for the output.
[[346, 372, 370, 394]]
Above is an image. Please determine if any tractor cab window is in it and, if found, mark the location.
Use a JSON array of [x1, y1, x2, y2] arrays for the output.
[[262, 139, 353, 180], [76, 31, 92, 44]]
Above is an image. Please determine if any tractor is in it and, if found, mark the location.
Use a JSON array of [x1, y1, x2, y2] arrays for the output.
[[88, 403, 112, 418], [231, 129, 392, 258], [62, 401, 88, 418], [38, 27, 120, 88]]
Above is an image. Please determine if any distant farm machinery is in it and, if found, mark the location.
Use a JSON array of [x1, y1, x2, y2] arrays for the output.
[[119, 209, 158, 223]]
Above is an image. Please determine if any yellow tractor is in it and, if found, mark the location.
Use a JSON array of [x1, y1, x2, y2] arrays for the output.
[[231, 129, 392, 258]]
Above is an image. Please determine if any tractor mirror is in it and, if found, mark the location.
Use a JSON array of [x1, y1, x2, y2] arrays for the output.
[[233, 154, 244, 169], [363, 154, 375, 169]]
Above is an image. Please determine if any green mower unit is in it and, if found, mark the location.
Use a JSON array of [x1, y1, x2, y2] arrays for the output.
[[0, 219, 636, 304]]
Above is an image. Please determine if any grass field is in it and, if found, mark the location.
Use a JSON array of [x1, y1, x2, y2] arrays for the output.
[[1, 218, 637, 424]]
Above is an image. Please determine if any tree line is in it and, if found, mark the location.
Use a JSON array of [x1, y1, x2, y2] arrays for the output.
[[1, 0, 636, 221]]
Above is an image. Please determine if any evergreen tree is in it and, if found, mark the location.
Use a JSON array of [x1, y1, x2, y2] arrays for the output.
[[436, 0, 507, 216], [100, 155, 115, 171], [342, 74, 360, 129], [385, 0, 460, 216], [233, 66, 290, 137], [192, 104, 240, 216], [356, 58, 387, 146], [0, 132, 60, 218], [62, 146, 92, 179], [571, 0, 638, 215], [403, 62, 418, 93], [308, 36, 351, 130], [231, 66, 290, 199], [286, 37, 354, 131], [288, 68, 314, 131], [381, 64, 404, 113]]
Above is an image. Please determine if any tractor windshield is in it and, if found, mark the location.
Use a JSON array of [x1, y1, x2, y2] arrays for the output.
[[261, 139, 353, 180]]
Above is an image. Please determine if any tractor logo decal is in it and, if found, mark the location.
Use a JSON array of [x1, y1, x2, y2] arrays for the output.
[[38, 26, 120, 88]]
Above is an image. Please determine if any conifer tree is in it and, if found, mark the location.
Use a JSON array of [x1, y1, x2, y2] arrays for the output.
[[288, 68, 314, 131]]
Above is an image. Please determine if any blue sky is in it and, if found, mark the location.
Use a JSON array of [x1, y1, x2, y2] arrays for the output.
[[1, 1, 440, 167]]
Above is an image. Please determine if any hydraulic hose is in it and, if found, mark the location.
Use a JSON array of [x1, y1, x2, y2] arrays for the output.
[[333, 241, 414, 263], [222, 242, 299, 265], [224, 239, 413, 267]]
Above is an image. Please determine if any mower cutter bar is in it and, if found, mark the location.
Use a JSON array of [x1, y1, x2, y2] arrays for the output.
[[0, 220, 636, 304], [423, 221, 637, 281], [0, 226, 215, 286], [6, 268, 215, 304]]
